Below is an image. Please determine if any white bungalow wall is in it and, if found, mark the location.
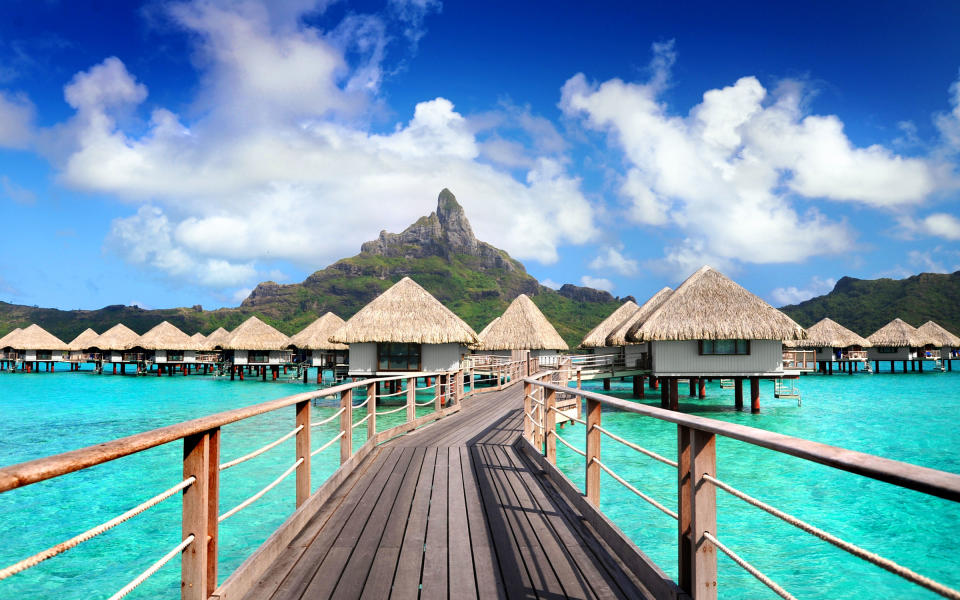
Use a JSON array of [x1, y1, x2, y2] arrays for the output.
[[651, 340, 784, 376], [867, 347, 916, 361], [422, 343, 465, 372], [21, 350, 67, 361], [348, 342, 377, 376], [153, 350, 197, 363], [624, 344, 647, 368]]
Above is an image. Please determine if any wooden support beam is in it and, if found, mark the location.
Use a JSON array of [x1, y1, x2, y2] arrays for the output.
[[670, 377, 679, 411], [523, 380, 533, 442], [545, 385, 557, 465], [734, 377, 743, 410], [339, 389, 352, 465], [750, 376, 760, 413], [689, 378, 697, 397], [678, 426, 717, 599], [366, 382, 377, 441], [295, 400, 310, 507], [603, 377, 611, 390], [406, 376, 416, 422], [182, 430, 216, 600], [585, 397, 601, 506], [698, 378, 706, 399]]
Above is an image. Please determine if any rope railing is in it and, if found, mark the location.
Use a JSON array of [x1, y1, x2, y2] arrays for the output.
[[591, 458, 678, 520], [414, 398, 437, 407], [525, 409, 543, 430], [703, 473, 960, 600], [312, 406, 346, 427], [311, 431, 345, 457], [352, 397, 370, 409], [106, 535, 196, 600], [220, 425, 303, 471], [593, 424, 678, 468], [549, 430, 586, 457], [702, 531, 796, 600], [0, 476, 196, 581], [376, 387, 409, 399], [376, 404, 408, 416], [351, 414, 371, 429], [548, 405, 585, 425], [219, 458, 304, 523]]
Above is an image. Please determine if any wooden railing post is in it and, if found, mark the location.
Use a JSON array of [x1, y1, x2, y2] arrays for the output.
[[366, 382, 376, 441], [340, 389, 352, 465], [434, 373, 442, 412], [406, 377, 416, 421], [585, 398, 601, 505], [545, 385, 557, 464], [523, 380, 533, 442], [678, 425, 717, 599], [182, 428, 218, 599], [295, 400, 310, 507]]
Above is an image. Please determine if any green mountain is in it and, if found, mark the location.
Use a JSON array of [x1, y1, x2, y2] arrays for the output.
[[0, 190, 629, 347], [779, 271, 960, 336]]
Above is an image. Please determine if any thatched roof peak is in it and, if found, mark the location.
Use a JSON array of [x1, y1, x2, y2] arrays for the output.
[[0, 327, 23, 348], [92, 324, 140, 351], [608, 287, 673, 345], [191, 332, 206, 344], [289, 313, 348, 350], [916, 321, 960, 348], [329, 277, 478, 345], [221, 317, 290, 351], [867, 318, 924, 348], [7, 324, 68, 350], [134, 321, 196, 350], [633, 266, 805, 341], [68, 328, 100, 351], [477, 294, 568, 350], [787, 318, 871, 349], [579, 301, 639, 348], [203, 327, 231, 350]]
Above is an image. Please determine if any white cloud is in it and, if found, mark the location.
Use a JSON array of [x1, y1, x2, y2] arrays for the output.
[[902, 213, 960, 241], [589, 246, 639, 276], [561, 43, 940, 272], [580, 275, 614, 292], [935, 70, 960, 151], [908, 247, 960, 274], [232, 287, 253, 303], [770, 275, 836, 306], [540, 278, 561, 290], [46, 1, 596, 289], [0, 90, 34, 148], [1, 176, 36, 204]]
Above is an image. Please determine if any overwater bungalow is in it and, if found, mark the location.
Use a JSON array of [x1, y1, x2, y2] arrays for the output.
[[916, 320, 960, 370], [5, 324, 69, 372], [578, 299, 638, 361], [190, 332, 206, 346], [131, 321, 197, 374], [219, 316, 293, 380], [866, 318, 925, 372], [0, 327, 23, 369], [605, 287, 673, 371], [630, 266, 806, 412], [202, 327, 230, 350], [475, 294, 568, 365], [66, 328, 99, 368], [329, 277, 479, 377], [90, 324, 142, 373], [786, 317, 872, 374], [288, 313, 349, 382]]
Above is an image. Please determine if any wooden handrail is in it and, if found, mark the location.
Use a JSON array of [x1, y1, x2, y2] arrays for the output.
[[525, 378, 960, 502], [0, 372, 456, 494]]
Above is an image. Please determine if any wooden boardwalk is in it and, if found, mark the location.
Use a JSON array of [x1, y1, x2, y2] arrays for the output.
[[241, 388, 657, 600]]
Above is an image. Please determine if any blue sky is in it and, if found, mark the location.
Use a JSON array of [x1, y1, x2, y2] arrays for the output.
[[0, 0, 959, 312]]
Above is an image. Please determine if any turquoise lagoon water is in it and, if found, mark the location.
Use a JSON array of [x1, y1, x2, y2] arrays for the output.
[[0, 368, 443, 600], [556, 367, 960, 599]]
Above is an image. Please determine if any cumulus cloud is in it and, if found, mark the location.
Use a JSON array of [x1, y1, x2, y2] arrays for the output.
[[900, 213, 960, 241], [540, 278, 561, 290], [935, 70, 960, 151], [48, 0, 595, 289], [561, 43, 940, 272], [589, 246, 639, 276], [770, 275, 836, 306], [581, 275, 614, 292]]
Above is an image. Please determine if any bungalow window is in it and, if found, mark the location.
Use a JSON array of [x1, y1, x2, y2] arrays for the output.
[[699, 340, 750, 355], [167, 352, 184, 362], [36, 351, 52, 360], [877, 347, 899, 354], [378, 343, 421, 371], [249, 351, 270, 363], [122, 352, 138, 362]]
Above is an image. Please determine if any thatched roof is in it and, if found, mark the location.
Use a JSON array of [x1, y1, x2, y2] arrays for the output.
[[329, 277, 479, 345], [133, 321, 196, 350], [579, 301, 639, 348], [632, 267, 806, 341], [867, 318, 924, 348], [289, 313, 348, 350], [68, 328, 100, 351], [191, 333, 206, 345], [221, 317, 290, 351], [476, 294, 568, 350], [0, 327, 23, 348], [203, 327, 231, 350], [477, 317, 500, 340], [91, 324, 140, 351], [6, 324, 68, 350], [916, 321, 960, 348], [609, 287, 673, 345], [785, 318, 871, 349]]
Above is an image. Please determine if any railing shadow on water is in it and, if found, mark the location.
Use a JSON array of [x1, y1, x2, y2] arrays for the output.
[[0, 365, 504, 600], [522, 372, 960, 600]]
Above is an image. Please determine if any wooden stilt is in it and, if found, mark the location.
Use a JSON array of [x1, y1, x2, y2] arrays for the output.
[[660, 377, 669, 409], [688, 378, 696, 397], [603, 377, 610, 391], [698, 378, 705, 399], [734, 377, 743, 410], [669, 377, 679, 411], [632, 375, 641, 399], [750, 376, 760, 413]]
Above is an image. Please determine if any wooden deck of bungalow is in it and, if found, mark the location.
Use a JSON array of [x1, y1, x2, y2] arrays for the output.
[[237, 387, 668, 600]]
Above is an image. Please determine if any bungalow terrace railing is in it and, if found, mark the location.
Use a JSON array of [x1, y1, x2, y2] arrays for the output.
[[845, 349, 869, 361], [0, 368, 471, 600], [781, 349, 816, 370], [522, 375, 960, 600], [470, 357, 530, 392]]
